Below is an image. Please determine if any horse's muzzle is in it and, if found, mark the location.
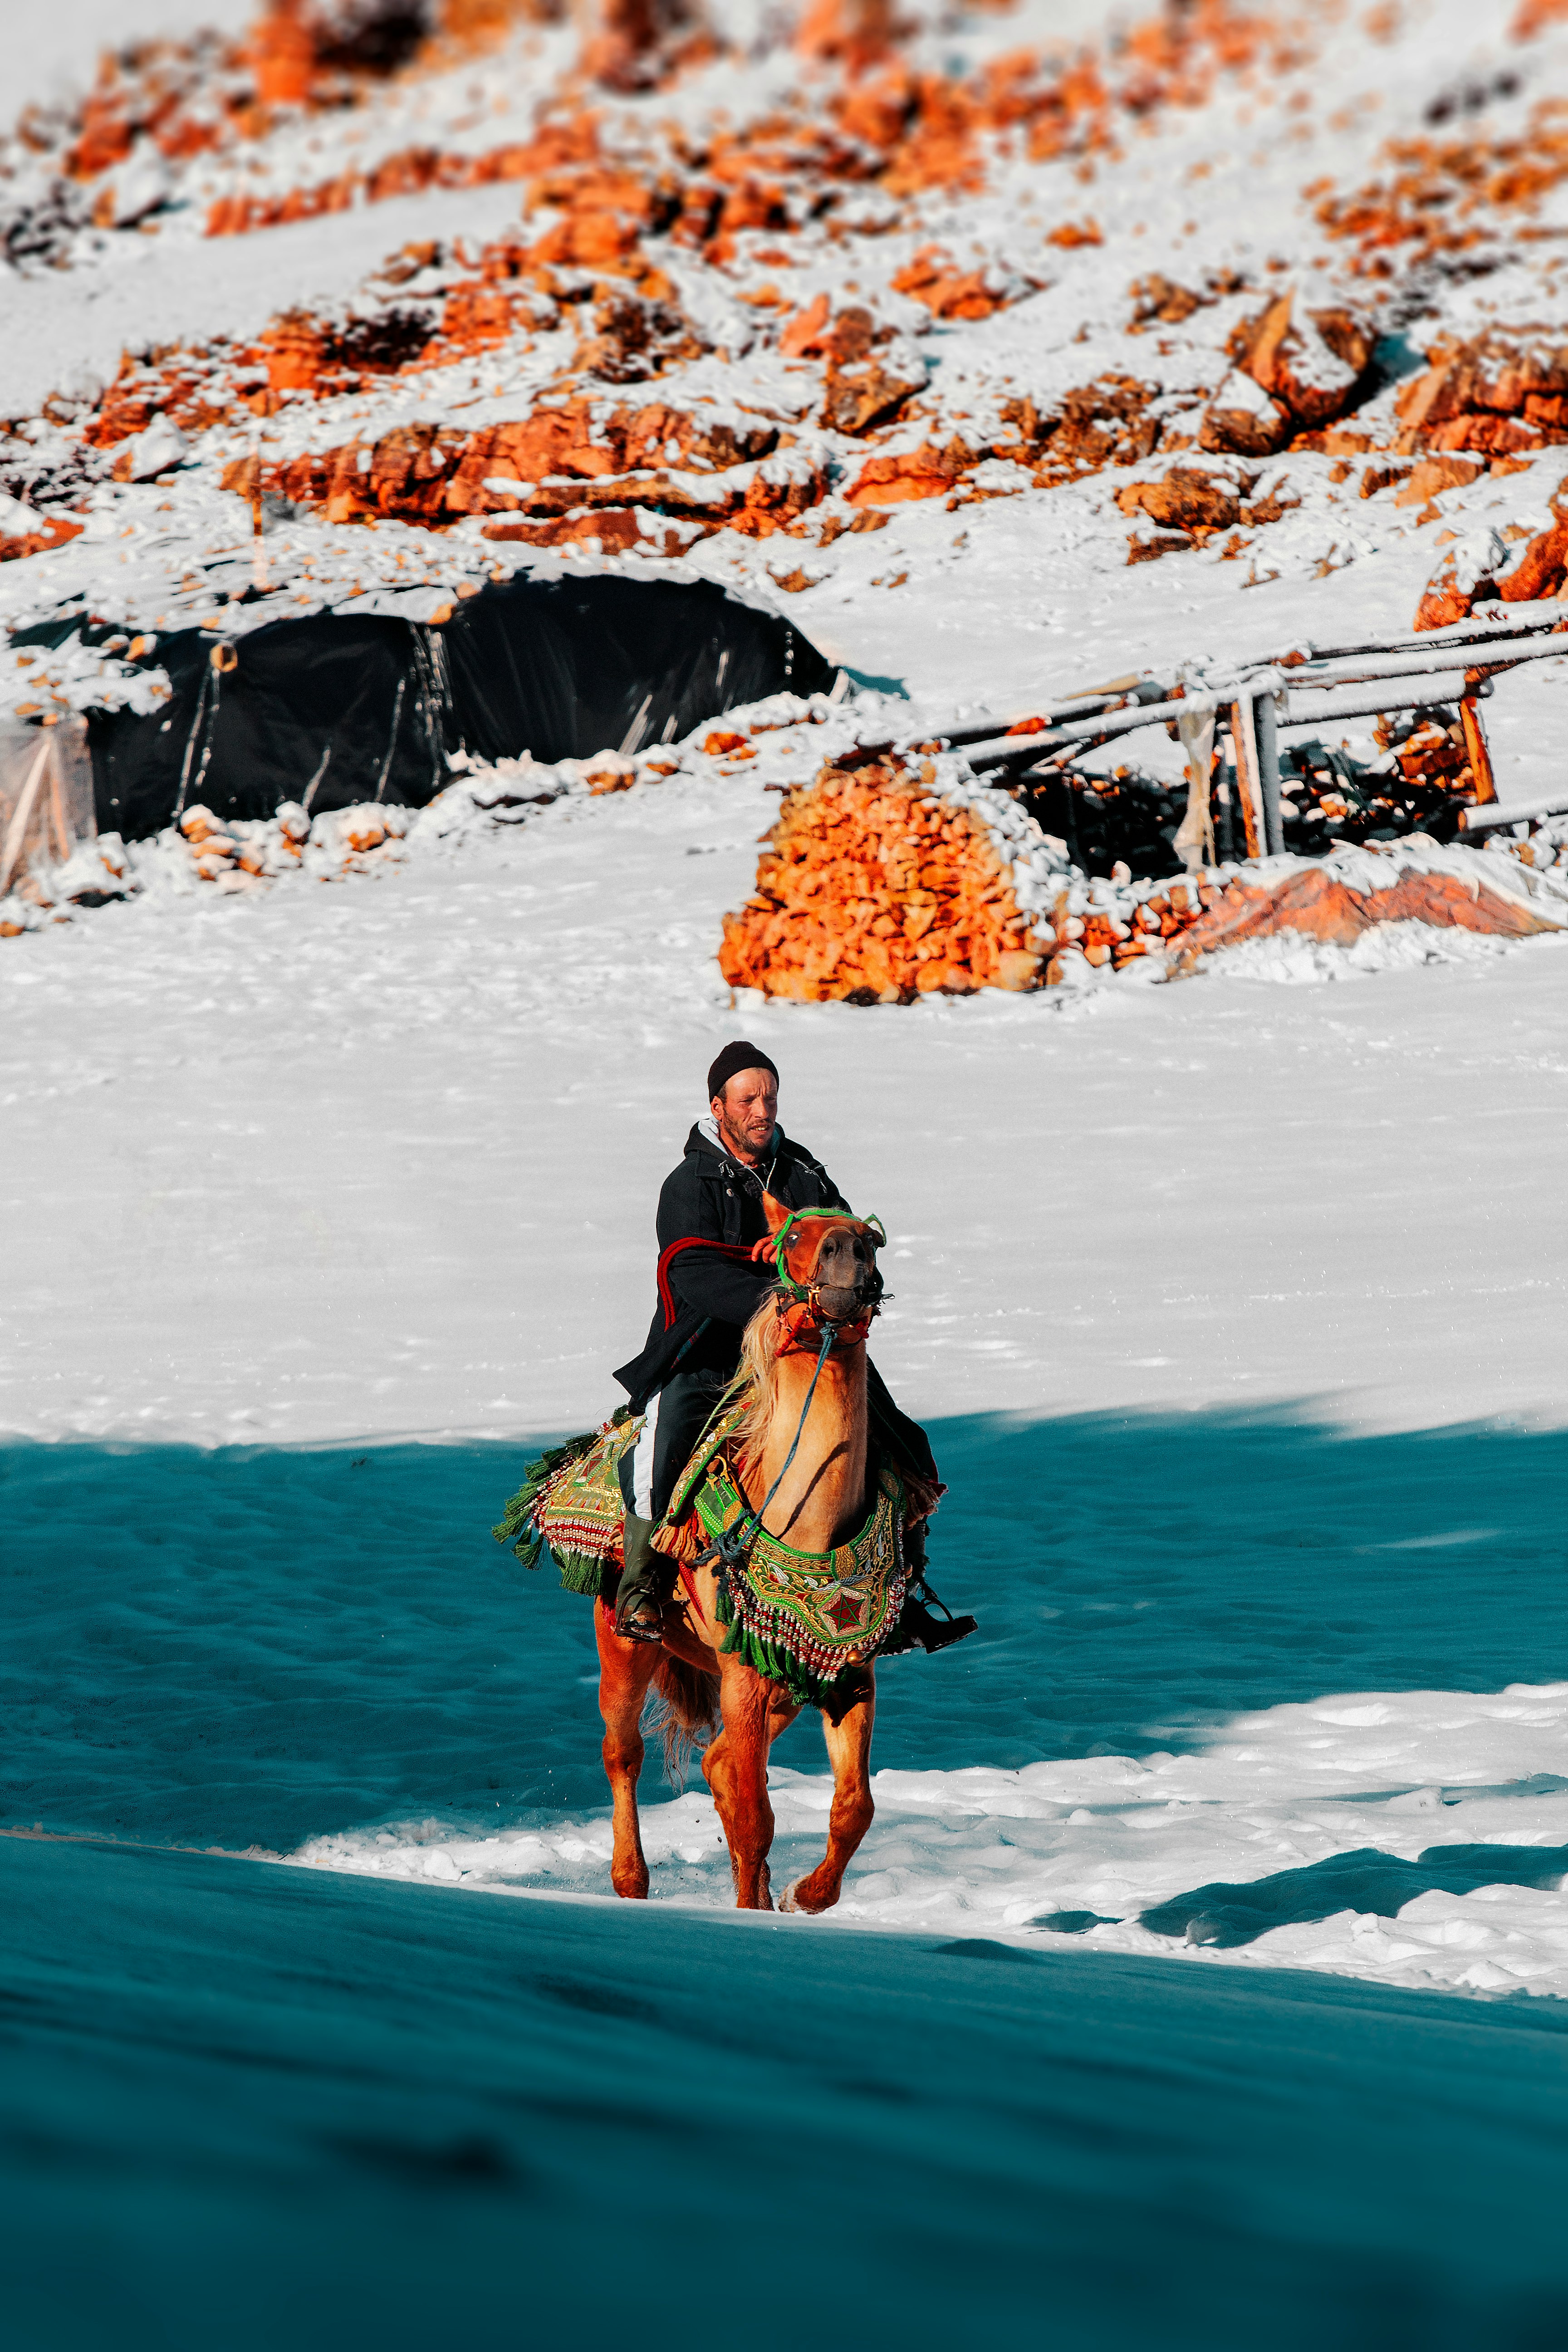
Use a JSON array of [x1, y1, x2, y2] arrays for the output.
[[814, 1269, 885, 1325]]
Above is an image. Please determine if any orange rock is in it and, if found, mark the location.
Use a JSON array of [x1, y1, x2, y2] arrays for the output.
[[1171, 861, 1561, 965], [1395, 332, 1568, 456], [1116, 466, 1243, 533], [1196, 289, 1376, 458], [530, 204, 642, 272], [778, 293, 831, 357], [0, 517, 86, 564], [892, 247, 1008, 321], [482, 508, 677, 555], [835, 64, 915, 149], [260, 310, 329, 392], [846, 446, 962, 505], [236, 395, 802, 539], [1393, 454, 1485, 507], [66, 69, 135, 180], [1415, 486, 1568, 627], [579, 0, 660, 88], [797, 0, 893, 62], [821, 358, 923, 436]]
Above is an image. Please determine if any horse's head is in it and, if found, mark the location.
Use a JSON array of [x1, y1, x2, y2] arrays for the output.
[[761, 1195, 886, 1345]]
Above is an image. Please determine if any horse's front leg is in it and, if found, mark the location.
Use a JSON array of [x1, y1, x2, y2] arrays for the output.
[[703, 1656, 779, 1910], [594, 1599, 662, 1900], [782, 1672, 876, 1916]]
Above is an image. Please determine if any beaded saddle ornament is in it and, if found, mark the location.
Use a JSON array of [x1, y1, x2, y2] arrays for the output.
[[682, 1444, 910, 1707]]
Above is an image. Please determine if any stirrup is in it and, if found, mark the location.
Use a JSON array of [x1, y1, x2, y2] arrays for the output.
[[905, 1582, 978, 1655], [613, 1589, 667, 1645]]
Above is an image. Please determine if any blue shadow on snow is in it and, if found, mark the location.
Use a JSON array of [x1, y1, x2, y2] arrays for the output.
[[2, 1402, 1564, 1853]]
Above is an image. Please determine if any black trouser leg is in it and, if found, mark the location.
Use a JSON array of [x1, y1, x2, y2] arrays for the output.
[[613, 1373, 728, 1641]]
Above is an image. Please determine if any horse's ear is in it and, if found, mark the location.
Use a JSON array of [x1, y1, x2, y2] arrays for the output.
[[761, 1192, 791, 1236]]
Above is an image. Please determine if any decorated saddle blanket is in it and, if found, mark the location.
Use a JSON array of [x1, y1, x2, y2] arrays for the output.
[[491, 1413, 644, 1597], [683, 1446, 909, 1712], [492, 1401, 913, 1710]]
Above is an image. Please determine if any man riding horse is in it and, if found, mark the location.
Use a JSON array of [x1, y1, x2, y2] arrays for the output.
[[611, 1039, 940, 1644], [494, 1043, 974, 1907]]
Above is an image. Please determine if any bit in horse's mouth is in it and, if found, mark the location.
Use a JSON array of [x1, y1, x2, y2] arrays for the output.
[[816, 1283, 873, 1322]]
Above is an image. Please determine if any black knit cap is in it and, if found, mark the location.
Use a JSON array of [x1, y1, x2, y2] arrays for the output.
[[707, 1039, 779, 1102]]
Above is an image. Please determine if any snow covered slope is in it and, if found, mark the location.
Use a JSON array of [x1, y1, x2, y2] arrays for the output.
[[10, 1829, 1568, 2352], [9, 0, 1568, 738], [4, 762, 1566, 2004]]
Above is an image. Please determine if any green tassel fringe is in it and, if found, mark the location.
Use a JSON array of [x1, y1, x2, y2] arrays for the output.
[[711, 1566, 862, 1717], [491, 1421, 620, 1575], [551, 1548, 612, 1598]]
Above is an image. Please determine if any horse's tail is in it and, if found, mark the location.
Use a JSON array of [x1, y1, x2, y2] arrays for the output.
[[644, 1653, 720, 1791]]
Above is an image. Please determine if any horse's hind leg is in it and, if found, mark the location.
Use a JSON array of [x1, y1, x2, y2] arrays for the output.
[[782, 1675, 876, 1916], [703, 1658, 779, 1910], [594, 1599, 662, 1900]]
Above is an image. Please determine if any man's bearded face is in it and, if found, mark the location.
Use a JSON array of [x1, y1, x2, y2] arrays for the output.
[[713, 1068, 778, 1161]]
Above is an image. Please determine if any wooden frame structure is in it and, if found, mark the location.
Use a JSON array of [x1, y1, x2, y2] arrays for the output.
[[900, 599, 1568, 853]]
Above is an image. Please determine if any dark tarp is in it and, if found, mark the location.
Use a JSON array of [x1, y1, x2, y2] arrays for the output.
[[25, 571, 836, 840], [91, 614, 445, 839], [444, 571, 830, 768]]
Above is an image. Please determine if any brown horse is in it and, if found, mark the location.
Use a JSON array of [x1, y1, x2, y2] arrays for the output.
[[595, 1197, 895, 1913]]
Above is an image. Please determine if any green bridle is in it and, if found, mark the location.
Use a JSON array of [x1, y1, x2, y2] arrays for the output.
[[770, 1207, 888, 1302]]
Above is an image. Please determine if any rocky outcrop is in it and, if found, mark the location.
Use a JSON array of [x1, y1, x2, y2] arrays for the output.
[[1171, 859, 1561, 964], [1395, 332, 1568, 457], [0, 513, 85, 565], [247, 0, 316, 108], [1413, 486, 1568, 627], [891, 246, 1033, 321], [1116, 459, 1298, 556], [228, 400, 824, 539], [776, 296, 926, 434], [1200, 289, 1375, 456]]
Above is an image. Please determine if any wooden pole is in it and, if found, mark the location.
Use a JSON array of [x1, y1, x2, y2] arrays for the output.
[[46, 731, 71, 862], [1459, 684, 1497, 805], [0, 735, 53, 899], [1230, 697, 1264, 859], [1175, 704, 1216, 871], [1255, 690, 1284, 855]]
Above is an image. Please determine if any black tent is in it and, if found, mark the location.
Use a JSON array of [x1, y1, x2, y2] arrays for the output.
[[13, 572, 837, 839]]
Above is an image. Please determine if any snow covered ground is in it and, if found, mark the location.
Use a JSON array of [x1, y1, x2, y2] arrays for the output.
[[10, 1826, 1568, 2352], [300, 1687, 1568, 1999], [8, 756, 1568, 1449], [5, 755, 1566, 2009]]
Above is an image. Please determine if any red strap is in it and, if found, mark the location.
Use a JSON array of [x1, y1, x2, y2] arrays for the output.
[[656, 1235, 765, 1329]]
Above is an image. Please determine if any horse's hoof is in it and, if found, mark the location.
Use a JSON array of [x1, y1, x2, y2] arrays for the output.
[[782, 1875, 837, 1916]]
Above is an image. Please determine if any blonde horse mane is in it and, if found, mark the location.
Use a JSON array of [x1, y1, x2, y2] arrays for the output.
[[724, 1290, 786, 1477]]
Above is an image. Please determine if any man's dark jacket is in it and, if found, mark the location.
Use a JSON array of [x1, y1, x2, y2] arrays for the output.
[[614, 1122, 848, 1407], [614, 1121, 938, 1487]]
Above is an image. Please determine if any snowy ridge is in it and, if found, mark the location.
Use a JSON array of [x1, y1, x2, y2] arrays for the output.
[[10, 0, 1568, 733], [291, 1680, 1568, 2001]]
